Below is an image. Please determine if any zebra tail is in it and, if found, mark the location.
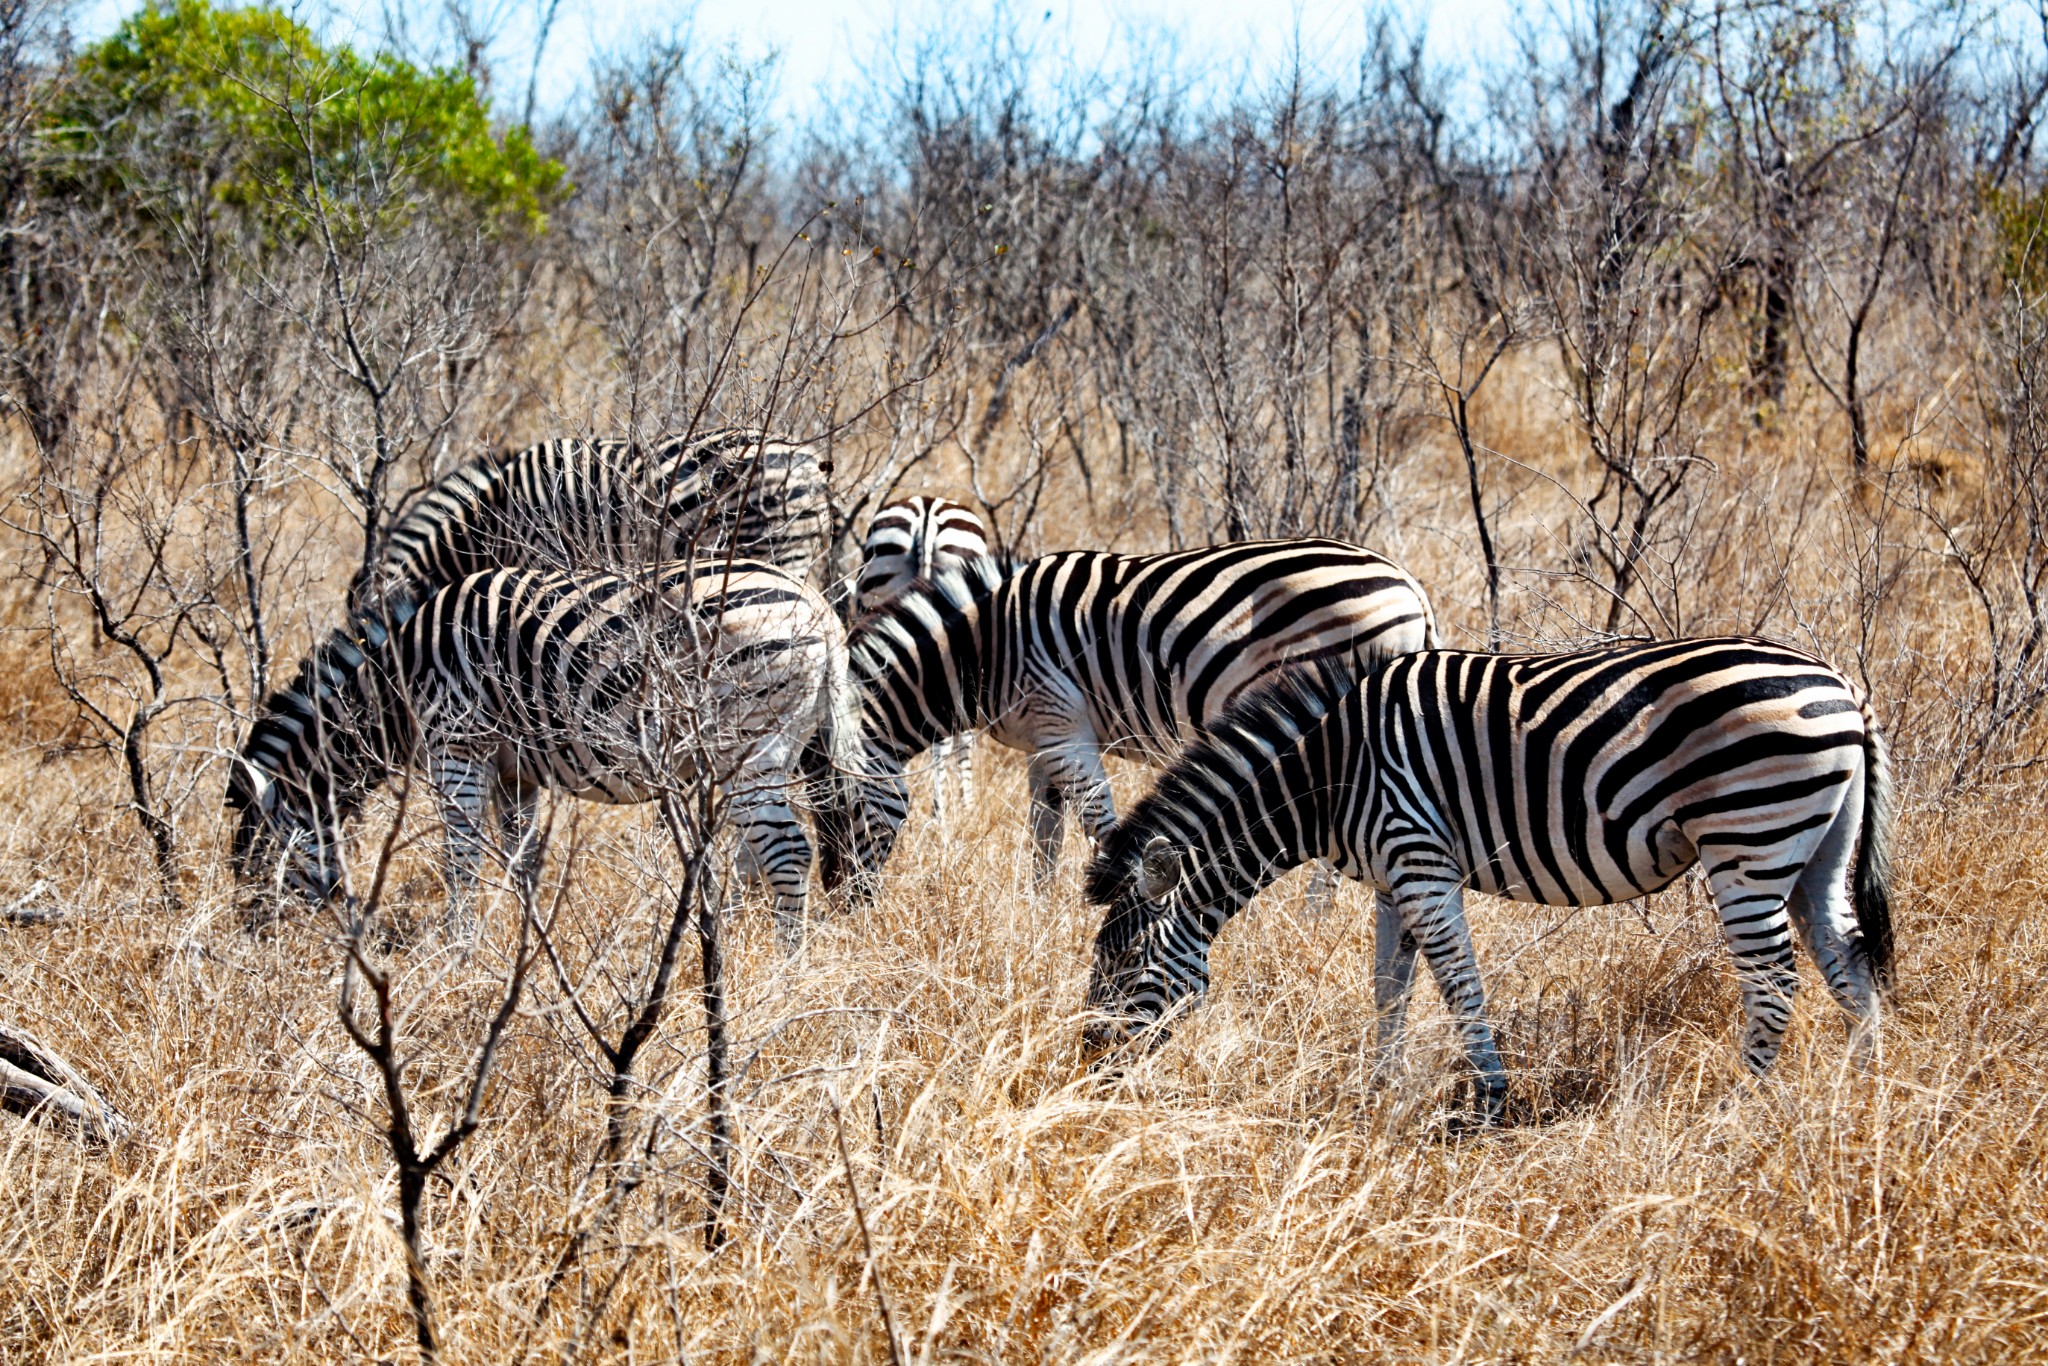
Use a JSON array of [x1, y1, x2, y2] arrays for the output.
[[1855, 700, 1896, 992]]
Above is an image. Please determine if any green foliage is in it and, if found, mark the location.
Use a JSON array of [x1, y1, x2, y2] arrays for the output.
[[1994, 183, 2048, 302], [45, 0, 564, 239]]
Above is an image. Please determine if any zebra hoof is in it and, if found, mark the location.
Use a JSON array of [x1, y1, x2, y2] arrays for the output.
[[1436, 1080, 1510, 1138], [773, 911, 807, 955]]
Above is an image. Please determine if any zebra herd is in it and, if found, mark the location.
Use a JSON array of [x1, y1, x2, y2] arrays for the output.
[[228, 428, 1895, 1118]]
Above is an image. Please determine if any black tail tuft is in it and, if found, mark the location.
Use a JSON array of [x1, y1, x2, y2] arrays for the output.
[[1854, 702, 1895, 991]]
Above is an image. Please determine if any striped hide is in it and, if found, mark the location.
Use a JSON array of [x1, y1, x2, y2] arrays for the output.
[[353, 429, 830, 622], [231, 559, 858, 944], [1084, 638, 1895, 1120], [854, 495, 995, 822], [823, 538, 1437, 892]]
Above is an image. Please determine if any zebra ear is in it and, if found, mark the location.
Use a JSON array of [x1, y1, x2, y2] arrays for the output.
[[1135, 836, 1184, 901]]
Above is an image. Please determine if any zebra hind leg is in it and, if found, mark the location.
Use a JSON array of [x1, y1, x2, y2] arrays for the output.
[[732, 762, 814, 952], [1369, 889, 1421, 1086], [429, 752, 496, 942], [1700, 848, 1805, 1078]]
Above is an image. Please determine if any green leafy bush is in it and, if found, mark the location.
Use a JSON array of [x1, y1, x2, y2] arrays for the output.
[[45, 0, 564, 237], [1995, 182, 2048, 302]]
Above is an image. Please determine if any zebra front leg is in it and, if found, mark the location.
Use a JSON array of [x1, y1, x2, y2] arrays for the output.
[[952, 731, 974, 816], [1027, 743, 1116, 886], [429, 752, 495, 940], [491, 774, 542, 907], [1026, 754, 1067, 885], [930, 734, 958, 826], [1301, 861, 1339, 918], [1392, 873, 1507, 1124], [1370, 889, 1421, 1084], [930, 733, 977, 827]]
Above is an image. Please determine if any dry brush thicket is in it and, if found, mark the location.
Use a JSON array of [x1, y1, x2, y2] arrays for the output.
[[3, 0, 2048, 1359]]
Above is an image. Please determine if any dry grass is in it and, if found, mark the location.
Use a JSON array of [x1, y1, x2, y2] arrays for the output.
[[3, 359, 2048, 1361], [2, 728, 2046, 1362]]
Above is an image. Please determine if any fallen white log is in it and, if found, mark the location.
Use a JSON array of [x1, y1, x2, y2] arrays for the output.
[[0, 1023, 130, 1145]]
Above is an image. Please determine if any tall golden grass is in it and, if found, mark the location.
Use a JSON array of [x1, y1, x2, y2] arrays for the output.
[[3, 363, 2047, 1362]]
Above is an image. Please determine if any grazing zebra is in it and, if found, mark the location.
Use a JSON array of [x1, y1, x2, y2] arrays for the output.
[[1084, 639, 1894, 1120], [231, 560, 858, 945], [854, 495, 995, 823], [351, 429, 830, 623], [820, 538, 1437, 893]]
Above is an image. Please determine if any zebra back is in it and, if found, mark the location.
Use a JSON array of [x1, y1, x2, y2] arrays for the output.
[[852, 538, 1436, 765], [356, 429, 829, 620]]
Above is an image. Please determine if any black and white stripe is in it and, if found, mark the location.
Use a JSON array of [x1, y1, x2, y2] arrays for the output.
[[232, 559, 858, 943], [822, 538, 1437, 890], [854, 496, 994, 822], [353, 429, 830, 621], [855, 495, 994, 611], [1084, 638, 1895, 1117]]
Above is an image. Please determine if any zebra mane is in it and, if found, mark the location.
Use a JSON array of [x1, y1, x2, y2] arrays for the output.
[[1085, 659, 1360, 906], [226, 617, 389, 812]]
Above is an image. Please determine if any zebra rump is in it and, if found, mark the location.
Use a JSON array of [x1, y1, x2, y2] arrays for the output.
[[353, 429, 830, 622]]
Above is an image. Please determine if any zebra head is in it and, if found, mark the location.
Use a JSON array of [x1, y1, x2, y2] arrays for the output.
[[1082, 828, 1203, 1055], [227, 624, 394, 913], [228, 753, 349, 908], [1081, 662, 1363, 1056]]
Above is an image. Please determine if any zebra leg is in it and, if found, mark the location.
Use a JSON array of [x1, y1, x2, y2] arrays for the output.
[[1027, 742, 1116, 885], [1027, 754, 1067, 883], [1700, 849, 1804, 1077], [1392, 873, 1507, 1122], [1301, 861, 1339, 917], [733, 832, 768, 896], [732, 740, 813, 951], [429, 751, 495, 939], [954, 731, 975, 815], [1370, 889, 1421, 1083], [930, 732, 975, 825], [931, 734, 957, 825], [491, 774, 542, 906], [1786, 786, 1880, 1066]]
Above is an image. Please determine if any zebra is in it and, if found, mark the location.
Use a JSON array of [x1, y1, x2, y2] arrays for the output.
[[230, 559, 859, 945], [820, 538, 1437, 895], [853, 495, 995, 823], [1083, 638, 1894, 1121], [350, 429, 831, 624]]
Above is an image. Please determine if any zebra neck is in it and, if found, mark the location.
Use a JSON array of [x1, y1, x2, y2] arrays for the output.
[[1217, 718, 1347, 899]]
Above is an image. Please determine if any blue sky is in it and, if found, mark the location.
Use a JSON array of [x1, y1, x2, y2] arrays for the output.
[[70, 0, 1522, 119]]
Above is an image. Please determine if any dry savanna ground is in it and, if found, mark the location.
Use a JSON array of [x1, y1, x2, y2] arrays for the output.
[[3, 390, 2048, 1363]]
